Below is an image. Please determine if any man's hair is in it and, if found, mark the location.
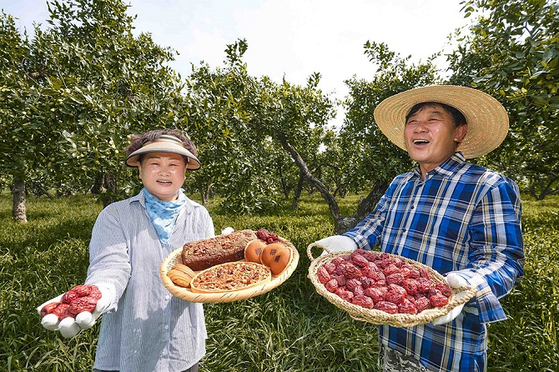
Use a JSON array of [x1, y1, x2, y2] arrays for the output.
[[405, 102, 467, 127]]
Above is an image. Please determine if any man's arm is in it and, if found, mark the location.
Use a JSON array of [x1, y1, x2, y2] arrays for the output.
[[454, 177, 525, 323]]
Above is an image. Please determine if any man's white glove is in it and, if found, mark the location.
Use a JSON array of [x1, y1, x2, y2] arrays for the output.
[[314, 235, 357, 255], [432, 272, 480, 326], [37, 283, 115, 338]]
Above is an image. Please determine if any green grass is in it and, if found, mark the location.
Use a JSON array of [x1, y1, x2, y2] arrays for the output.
[[1, 193, 558, 371]]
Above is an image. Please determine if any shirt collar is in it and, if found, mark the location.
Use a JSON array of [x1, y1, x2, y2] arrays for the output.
[[412, 152, 466, 179], [130, 189, 195, 215]]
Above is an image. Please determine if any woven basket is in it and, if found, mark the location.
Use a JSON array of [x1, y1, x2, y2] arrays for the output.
[[307, 243, 477, 327], [161, 236, 299, 303]]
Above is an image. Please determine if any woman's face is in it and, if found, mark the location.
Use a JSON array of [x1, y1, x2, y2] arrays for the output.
[[138, 152, 188, 201]]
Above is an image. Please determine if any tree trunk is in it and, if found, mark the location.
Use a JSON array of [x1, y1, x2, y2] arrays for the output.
[[275, 134, 387, 235], [196, 179, 212, 205], [12, 176, 27, 223], [201, 189, 208, 206], [277, 134, 341, 221], [91, 173, 105, 195], [291, 171, 305, 210], [333, 180, 388, 233], [354, 180, 388, 221], [101, 172, 118, 208], [277, 163, 291, 199], [203, 181, 212, 205]]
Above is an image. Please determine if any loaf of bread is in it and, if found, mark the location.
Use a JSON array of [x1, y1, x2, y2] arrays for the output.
[[181, 230, 257, 271]]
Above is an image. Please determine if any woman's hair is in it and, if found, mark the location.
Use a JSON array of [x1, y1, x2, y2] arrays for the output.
[[405, 102, 467, 127], [125, 129, 197, 163]]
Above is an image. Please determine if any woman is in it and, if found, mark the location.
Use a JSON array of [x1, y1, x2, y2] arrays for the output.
[[40, 129, 214, 372]]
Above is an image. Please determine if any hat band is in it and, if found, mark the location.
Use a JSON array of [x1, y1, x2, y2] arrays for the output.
[[142, 135, 184, 147]]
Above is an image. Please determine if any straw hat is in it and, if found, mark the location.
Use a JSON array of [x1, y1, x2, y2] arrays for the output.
[[373, 85, 509, 159], [126, 134, 201, 170]]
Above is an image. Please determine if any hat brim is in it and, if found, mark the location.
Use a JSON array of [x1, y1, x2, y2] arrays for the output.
[[373, 85, 509, 159], [126, 139, 201, 170]]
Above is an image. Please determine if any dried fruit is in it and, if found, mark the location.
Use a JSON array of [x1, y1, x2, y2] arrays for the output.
[[352, 295, 374, 309], [436, 282, 452, 297], [345, 278, 362, 292], [398, 299, 418, 314], [415, 296, 432, 312], [430, 293, 449, 307], [375, 301, 399, 314], [402, 278, 419, 295], [351, 254, 369, 268], [68, 297, 97, 315], [385, 284, 407, 305], [40, 301, 60, 317], [343, 263, 362, 279], [317, 254, 453, 316], [40, 284, 101, 321], [255, 228, 279, 244], [325, 279, 338, 293], [364, 287, 387, 302], [386, 272, 405, 285], [317, 266, 331, 284]]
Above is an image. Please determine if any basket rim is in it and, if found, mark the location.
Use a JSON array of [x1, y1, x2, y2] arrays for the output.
[[307, 243, 477, 327], [161, 236, 299, 303]]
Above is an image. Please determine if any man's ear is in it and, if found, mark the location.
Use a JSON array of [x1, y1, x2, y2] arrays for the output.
[[454, 124, 468, 143]]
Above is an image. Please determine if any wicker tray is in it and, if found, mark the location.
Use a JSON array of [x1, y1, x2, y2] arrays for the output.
[[307, 243, 477, 327], [161, 237, 299, 303]]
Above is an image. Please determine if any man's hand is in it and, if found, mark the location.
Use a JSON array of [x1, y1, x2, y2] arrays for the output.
[[314, 235, 357, 255], [37, 283, 115, 338], [432, 273, 475, 326]]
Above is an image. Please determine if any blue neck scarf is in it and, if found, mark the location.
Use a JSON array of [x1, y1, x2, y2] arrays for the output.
[[143, 188, 187, 246]]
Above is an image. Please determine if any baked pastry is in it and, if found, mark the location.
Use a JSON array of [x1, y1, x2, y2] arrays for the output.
[[167, 265, 196, 288], [244, 240, 267, 263], [190, 261, 272, 293], [260, 243, 287, 267], [172, 264, 196, 278], [269, 247, 292, 276], [181, 230, 257, 271]]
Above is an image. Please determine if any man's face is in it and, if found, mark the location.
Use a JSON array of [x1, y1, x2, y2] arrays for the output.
[[404, 103, 467, 177]]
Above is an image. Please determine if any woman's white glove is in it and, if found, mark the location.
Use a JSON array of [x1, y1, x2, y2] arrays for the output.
[[221, 227, 234, 235], [314, 235, 357, 255], [37, 283, 115, 338], [432, 272, 481, 326]]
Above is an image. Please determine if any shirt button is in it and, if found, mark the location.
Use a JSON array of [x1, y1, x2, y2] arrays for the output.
[[410, 205, 415, 209], [165, 295, 170, 300], [164, 325, 169, 330], [402, 229, 407, 233]]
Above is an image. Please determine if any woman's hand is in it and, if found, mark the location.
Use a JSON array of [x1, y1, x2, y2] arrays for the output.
[[37, 283, 115, 338]]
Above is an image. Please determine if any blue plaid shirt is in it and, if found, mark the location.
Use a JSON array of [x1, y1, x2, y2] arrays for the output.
[[344, 152, 524, 372]]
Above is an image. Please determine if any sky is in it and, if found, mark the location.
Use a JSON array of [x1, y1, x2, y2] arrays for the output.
[[2, 0, 470, 125]]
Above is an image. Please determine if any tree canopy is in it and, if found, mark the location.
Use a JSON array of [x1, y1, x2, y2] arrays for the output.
[[448, 0, 559, 199], [1, 0, 558, 225]]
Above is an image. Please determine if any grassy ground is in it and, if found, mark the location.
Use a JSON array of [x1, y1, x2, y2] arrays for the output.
[[1, 192, 557, 371]]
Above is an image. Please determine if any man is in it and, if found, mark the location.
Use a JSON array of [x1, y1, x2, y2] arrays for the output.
[[315, 85, 524, 371]]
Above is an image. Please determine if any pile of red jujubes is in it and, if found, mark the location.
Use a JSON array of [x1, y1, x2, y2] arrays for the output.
[[40, 285, 101, 320], [316, 249, 451, 315], [255, 228, 279, 244]]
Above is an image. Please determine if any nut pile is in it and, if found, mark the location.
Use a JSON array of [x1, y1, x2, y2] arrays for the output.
[[317, 249, 451, 314]]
